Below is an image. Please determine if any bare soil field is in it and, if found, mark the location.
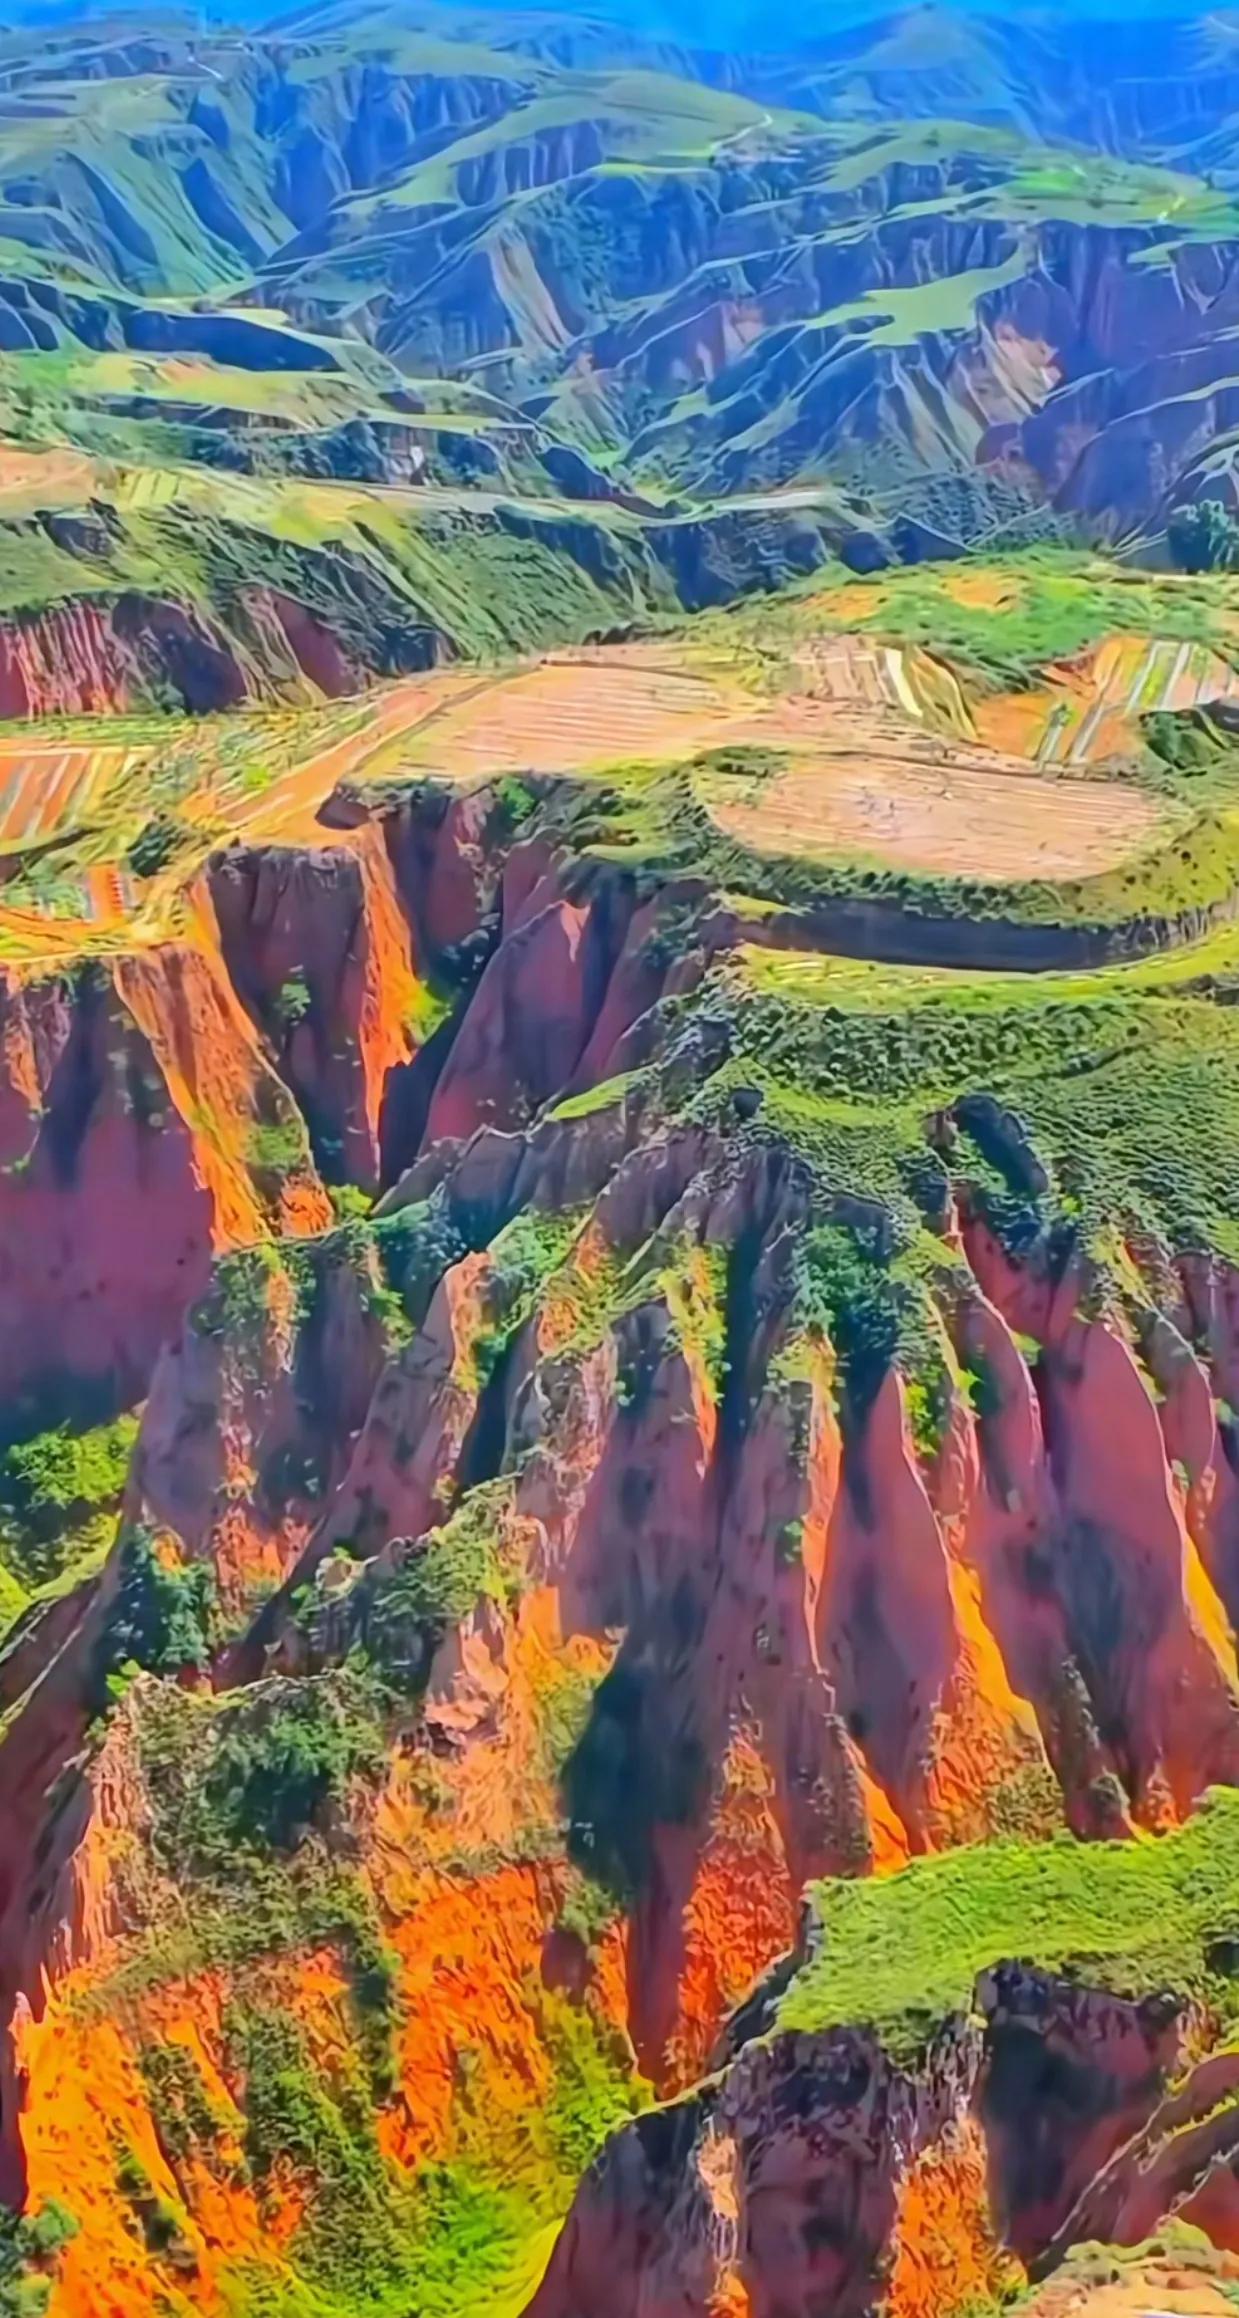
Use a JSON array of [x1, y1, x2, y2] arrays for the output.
[[1021, 2244, 1239, 2318], [0, 445, 95, 513], [0, 629, 1196, 956], [708, 703, 1164, 880], [975, 635, 1239, 768], [376, 643, 1168, 885], [381, 650, 743, 780]]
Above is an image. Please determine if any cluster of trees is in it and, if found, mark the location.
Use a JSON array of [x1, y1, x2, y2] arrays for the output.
[[1167, 499, 1239, 572]]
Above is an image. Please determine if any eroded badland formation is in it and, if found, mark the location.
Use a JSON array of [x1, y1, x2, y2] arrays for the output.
[[11, 5, 1239, 2316]]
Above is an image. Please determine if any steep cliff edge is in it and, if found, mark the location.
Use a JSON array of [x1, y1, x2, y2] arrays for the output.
[[528, 1799, 1239, 2318], [6, 701, 1239, 2313], [0, 936, 330, 1427]]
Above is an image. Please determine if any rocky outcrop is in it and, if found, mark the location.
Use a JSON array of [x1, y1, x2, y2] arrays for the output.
[[0, 943, 329, 1426], [0, 596, 246, 719], [206, 826, 431, 1190], [528, 2021, 973, 2318], [0, 586, 381, 720], [528, 1961, 1234, 2318], [0, 781, 501, 1426], [100, 1093, 1239, 2095], [4, 767, 1239, 2312]]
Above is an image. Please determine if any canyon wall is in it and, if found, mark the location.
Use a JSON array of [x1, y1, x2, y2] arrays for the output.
[[2, 769, 1239, 2313]]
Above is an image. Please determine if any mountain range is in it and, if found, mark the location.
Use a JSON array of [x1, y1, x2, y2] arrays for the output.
[[3, 1, 1239, 711]]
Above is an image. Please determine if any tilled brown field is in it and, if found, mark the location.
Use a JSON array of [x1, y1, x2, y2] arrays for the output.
[[383, 651, 742, 778], [0, 632, 1182, 958], [388, 645, 1165, 881], [706, 704, 1164, 880]]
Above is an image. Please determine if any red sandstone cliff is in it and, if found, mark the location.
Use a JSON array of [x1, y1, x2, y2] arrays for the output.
[[2, 781, 1239, 2313]]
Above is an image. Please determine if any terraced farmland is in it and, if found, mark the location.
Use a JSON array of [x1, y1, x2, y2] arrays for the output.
[[8, 552, 1239, 964], [708, 710, 1165, 880], [379, 650, 747, 780], [0, 742, 141, 848]]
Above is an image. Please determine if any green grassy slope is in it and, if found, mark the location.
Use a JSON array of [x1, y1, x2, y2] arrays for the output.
[[0, 6, 1232, 597], [779, 1789, 1239, 2059]]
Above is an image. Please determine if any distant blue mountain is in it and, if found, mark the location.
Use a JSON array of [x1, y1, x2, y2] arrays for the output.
[[0, 0, 1211, 38]]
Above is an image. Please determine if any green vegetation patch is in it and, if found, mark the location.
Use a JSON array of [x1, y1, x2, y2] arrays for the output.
[[780, 1216, 956, 1440], [225, 2003, 404, 2298], [0, 1414, 137, 1534], [0, 2199, 78, 2317], [0, 1411, 138, 1637], [454, 1206, 584, 1391], [138, 2039, 240, 2174], [713, 938, 1239, 1271], [246, 1116, 315, 1180], [203, 1931, 643, 2317], [85, 1683, 402, 2109], [690, 546, 1239, 695], [114, 2142, 195, 2266], [134, 1666, 388, 1870], [93, 1525, 215, 1703], [779, 1786, 1239, 2060], [660, 1236, 729, 1400], [367, 1481, 520, 1637], [546, 1068, 642, 1121]]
